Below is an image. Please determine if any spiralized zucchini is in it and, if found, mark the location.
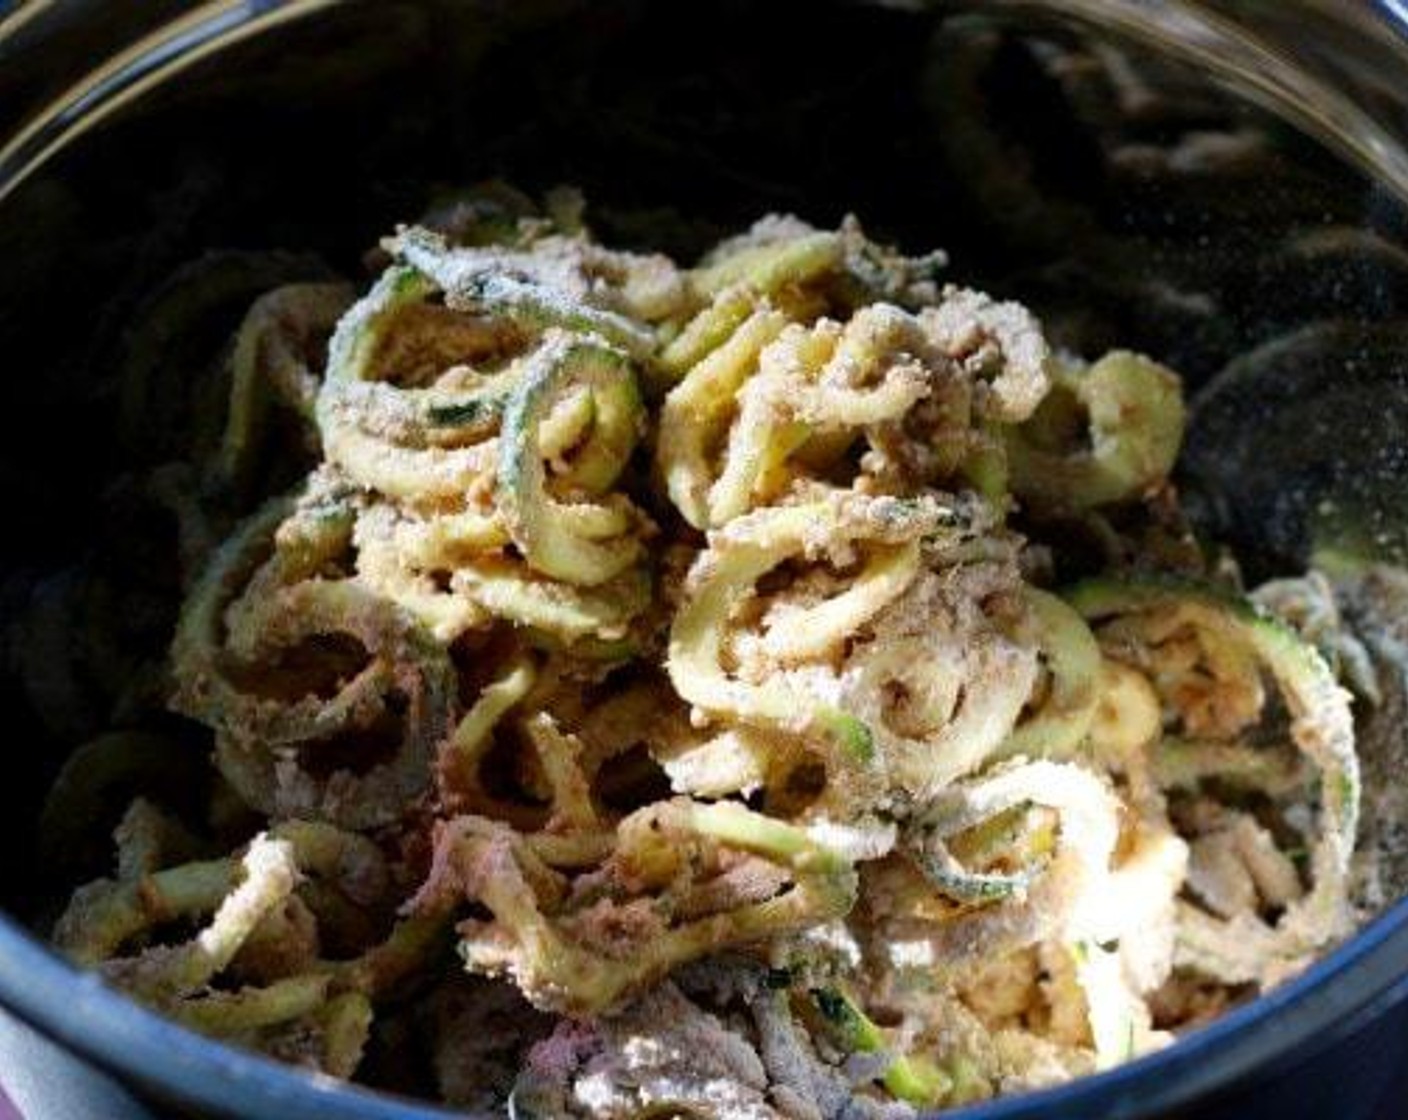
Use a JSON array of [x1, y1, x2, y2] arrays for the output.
[[54, 824, 446, 1075], [221, 281, 355, 490], [1068, 576, 1359, 986], [315, 232, 655, 648], [415, 800, 855, 1016], [1007, 351, 1185, 513], [47, 193, 1367, 1115], [660, 274, 1052, 529], [170, 486, 457, 830]]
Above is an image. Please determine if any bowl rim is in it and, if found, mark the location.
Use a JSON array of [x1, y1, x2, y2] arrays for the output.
[[3, 898, 1408, 1119], [4, 1, 1408, 1117]]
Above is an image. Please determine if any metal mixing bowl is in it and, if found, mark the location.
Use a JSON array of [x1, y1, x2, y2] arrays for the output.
[[2, 2, 1406, 1116]]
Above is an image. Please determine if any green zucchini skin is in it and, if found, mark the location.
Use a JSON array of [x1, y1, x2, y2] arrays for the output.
[[497, 334, 645, 586], [1064, 572, 1360, 961], [424, 392, 510, 429], [1063, 572, 1358, 818], [808, 986, 951, 1105], [323, 265, 521, 440], [1064, 574, 1341, 697], [170, 489, 456, 832], [1008, 350, 1185, 513]]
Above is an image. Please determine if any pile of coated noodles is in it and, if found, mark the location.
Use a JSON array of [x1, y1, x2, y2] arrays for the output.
[[46, 188, 1366, 1118]]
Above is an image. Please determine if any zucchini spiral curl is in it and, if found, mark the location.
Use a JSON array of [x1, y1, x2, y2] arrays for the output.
[[171, 482, 458, 830], [315, 232, 657, 649], [221, 281, 355, 492], [1007, 351, 1186, 514], [660, 280, 1053, 529], [668, 489, 1039, 804], [1069, 576, 1359, 987], [44, 189, 1373, 1117], [897, 760, 1122, 960], [54, 822, 448, 1078], [413, 799, 855, 1016]]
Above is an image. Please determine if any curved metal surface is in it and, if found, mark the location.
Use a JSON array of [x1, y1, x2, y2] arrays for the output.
[[0, 0, 339, 206], [977, 0, 1408, 205]]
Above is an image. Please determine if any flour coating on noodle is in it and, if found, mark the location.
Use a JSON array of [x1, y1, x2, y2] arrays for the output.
[[44, 185, 1370, 1117]]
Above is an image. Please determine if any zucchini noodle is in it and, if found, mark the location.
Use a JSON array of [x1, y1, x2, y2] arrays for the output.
[[45, 189, 1367, 1114], [413, 800, 855, 1016], [315, 230, 656, 649], [899, 760, 1122, 961], [171, 487, 458, 830], [497, 334, 646, 584], [54, 825, 447, 1073], [667, 493, 949, 772], [1067, 577, 1359, 987], [992, 589, 1103, 762], [1008, 351, 1186, 513], [660, 272, 1052, 529], [221, 281, 355, 490]]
